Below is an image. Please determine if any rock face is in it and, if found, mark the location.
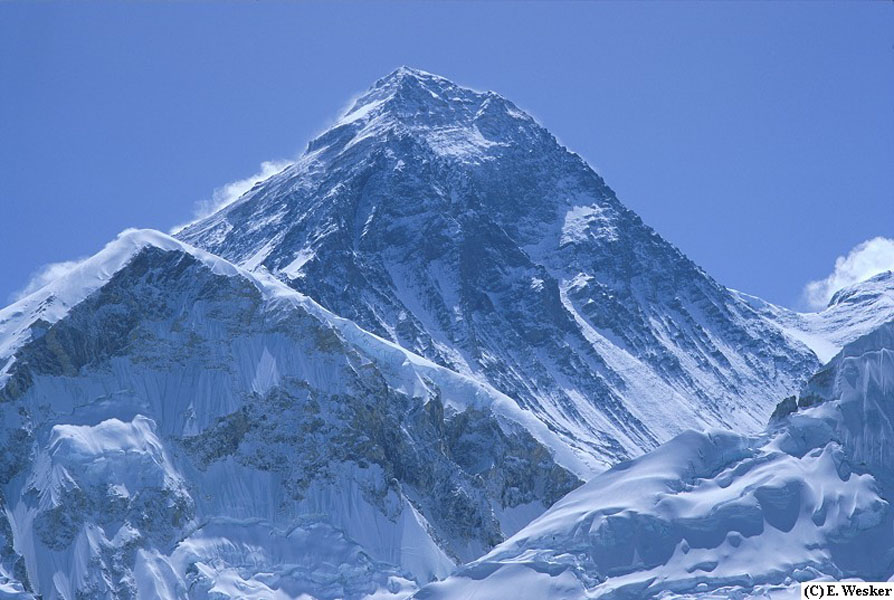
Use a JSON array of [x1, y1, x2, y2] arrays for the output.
[[418, 320, 894, 600], [0, 231, 580, 599], [178, 67, 819, 467]]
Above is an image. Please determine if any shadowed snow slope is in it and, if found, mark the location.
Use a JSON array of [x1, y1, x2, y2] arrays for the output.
[[178, 67, 820, 467], [417, 321, 894, 600], [0, 229, 581, 599]]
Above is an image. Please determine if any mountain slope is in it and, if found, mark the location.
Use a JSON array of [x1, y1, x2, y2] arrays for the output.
[[0, 230, 582, 599], [735, 270, 894, 363], [178, 67, 820, 467], [418, 320, 894, 600]]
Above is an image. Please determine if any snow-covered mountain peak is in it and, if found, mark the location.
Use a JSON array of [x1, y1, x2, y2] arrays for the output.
[[0, 230, 241, 356], [828, 270, 894, 309], [178, 68, 820, 471], [737, 271, 894, 364], [345, 66, 524, 126], [0, 226, 590, 598], [357, 66, 469, 107], [3, 68, 890, 599], [306, 67, 543, 164]]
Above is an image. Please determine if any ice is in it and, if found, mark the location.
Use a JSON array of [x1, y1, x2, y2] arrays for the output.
[[560, 205, 618, 245], [0, 227, 582, 598], [419, 322, 894, 599]]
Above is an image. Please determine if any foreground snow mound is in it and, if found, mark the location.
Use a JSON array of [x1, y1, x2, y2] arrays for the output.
[[418, 321, 894, 600], [0, 229, 580, 599], [167, 519, 417, 600], [178, 67, 819, 468]]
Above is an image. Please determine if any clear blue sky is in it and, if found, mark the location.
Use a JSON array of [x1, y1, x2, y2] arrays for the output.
[[1, 2, 892, 309]]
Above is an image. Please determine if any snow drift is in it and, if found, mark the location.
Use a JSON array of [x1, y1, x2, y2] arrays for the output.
[[418, 321, 894, 599]]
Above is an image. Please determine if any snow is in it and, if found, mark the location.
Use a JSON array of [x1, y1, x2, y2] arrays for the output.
[[340, 98, 388, 126], [175, 66, 828, 500], [0, 228, 242, 386], [279, 248, 316, 279], [558, 282, 720, 442], [241, 239, 278, 271], [733, 273, 894, 363], [294, 295, 599, 476], [0, 225, 590, 598], [419, 322, 894, 599], [423, 126, 503, 160], [251, 347, 280, 395], [7, 415, 189, 599], [560, 205, 618, 245], [303, 66, 526, 165], [168, 518, 418, 600]]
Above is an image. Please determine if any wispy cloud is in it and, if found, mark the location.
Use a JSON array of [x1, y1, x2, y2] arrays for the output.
[[170, 159, 292, 234], [13, 160, 296, 301], [10, 259, 86, 303], [803, 236, 894, 310]]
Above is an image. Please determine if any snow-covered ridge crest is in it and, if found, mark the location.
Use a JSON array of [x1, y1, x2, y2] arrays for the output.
[[733, 271, 894, 364], [0, 226, 589, 598], [0, 227, 592, 477], [340, 66, 532, 128], [828, 270, 894, 308], [0, 229, 239, 380]]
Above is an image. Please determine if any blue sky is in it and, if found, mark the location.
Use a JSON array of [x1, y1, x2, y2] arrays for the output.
[[1, 2, 892, 309]]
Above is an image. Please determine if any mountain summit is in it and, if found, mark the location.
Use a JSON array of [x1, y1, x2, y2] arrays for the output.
[[178, 68, 820, 468], [309, 66, 546, 163]]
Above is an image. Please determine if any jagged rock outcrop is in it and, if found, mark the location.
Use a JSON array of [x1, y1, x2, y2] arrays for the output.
[[179, 67, 820, 467]]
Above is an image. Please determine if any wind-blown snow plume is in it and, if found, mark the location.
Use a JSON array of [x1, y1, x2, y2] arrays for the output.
[[170, 159, 292, 233], [804, 236, 894, 310], [10, 258, 86, 302]]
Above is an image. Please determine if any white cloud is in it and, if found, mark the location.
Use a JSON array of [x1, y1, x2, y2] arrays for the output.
[[803, 237, 894, 310], [10, 259, 86, 303], [170, 159, 292, 234]]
